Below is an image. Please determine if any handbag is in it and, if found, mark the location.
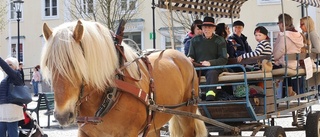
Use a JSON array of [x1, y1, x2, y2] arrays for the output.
[[8, 84, 32, 104]]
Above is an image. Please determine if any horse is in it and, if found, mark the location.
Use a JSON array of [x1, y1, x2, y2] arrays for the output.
[[40, 19, 207, 137]]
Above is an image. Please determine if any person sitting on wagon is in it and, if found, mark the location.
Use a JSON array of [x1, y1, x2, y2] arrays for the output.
[[228, 20, 252, 58], [273, 13, 304, 96], [237, 26, 274, 64], [215, 23, 236, 58], [183, 19, 203, 56], [187, 16, 228, 101]]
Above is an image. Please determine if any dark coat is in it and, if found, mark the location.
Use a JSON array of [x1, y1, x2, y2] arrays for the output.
[[0, 57, 24, 104], [228, 33, 252, 58]]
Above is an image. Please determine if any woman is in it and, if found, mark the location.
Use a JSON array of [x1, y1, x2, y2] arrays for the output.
[[215, 23, 236, 58], [0, 57, 25, 137], [32, 67, 41, 96], [183, 19, 203, 55], [300, 16, 320, 53], [273, 13, 304, 96]]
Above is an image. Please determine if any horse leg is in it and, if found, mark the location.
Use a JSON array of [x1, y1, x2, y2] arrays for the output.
[[169, 109, 207, 137]]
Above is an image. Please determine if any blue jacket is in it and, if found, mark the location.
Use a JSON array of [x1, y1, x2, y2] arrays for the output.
[[183, 32, 194, 56], [0, 57, 24, 104]]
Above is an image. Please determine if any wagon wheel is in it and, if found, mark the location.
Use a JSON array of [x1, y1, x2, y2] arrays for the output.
[[263, 126, 286, 137], [306, 111, 320, 137]]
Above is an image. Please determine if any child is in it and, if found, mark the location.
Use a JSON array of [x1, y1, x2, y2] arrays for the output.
[[237, 26, 273, 63]]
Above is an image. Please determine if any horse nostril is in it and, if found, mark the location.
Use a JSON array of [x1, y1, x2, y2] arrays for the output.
[[69, 112, 74, 119]]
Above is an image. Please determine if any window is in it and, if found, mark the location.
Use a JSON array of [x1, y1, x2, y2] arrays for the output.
[[44, 0, 58, 17], [81, 0, 94, 14], [123, 32, 142, 51], [165, 36, 183, 51], [121, 0, 137, 11], [9, 2, 23, 20], [11, 43, 23, 62]]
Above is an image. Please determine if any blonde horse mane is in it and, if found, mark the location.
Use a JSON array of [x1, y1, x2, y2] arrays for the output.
[[41, 20, 140, 91]]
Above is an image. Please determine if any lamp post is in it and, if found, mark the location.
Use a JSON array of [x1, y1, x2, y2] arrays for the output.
[[13, 0, 24, 62]]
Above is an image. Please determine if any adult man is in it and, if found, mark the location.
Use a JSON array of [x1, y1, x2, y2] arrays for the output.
[[188, 16, 228, 101], [228, 20, 252, 58]]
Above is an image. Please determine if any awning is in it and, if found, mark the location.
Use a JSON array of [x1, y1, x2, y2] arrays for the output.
[[157, 0, 248, 19], [157, 0, 320, 19], [292, 0, 320, 7]]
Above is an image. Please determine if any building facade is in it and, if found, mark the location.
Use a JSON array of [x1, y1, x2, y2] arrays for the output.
[[0, 0, 319, 69]]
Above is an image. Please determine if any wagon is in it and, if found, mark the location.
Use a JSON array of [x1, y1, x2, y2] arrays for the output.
[[195, 53, 320, 136], [153, 0, 320, 136]]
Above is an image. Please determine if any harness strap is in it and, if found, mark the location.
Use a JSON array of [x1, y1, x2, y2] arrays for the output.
[[94, 87, 121, 117], [77, 117, 102, 124], [116, 57, 142, 82], [115, 79, 149, 105], [140, 56, 156, 137]]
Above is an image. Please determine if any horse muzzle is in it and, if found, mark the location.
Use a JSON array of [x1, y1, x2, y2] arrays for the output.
[[54, 111, 75, 126]]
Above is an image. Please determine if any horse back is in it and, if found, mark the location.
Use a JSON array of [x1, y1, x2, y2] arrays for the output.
[[146, 49, 199, 104]]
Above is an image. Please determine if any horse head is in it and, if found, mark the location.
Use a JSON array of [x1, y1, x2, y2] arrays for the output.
[[41, 20, 119, 126]]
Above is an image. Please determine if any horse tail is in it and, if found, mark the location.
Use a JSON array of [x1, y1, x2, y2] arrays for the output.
[[195, 108, 208, 137], [168, 115, 183, 136]]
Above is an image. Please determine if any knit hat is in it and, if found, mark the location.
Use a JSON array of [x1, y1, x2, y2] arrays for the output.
[[254, 26, 269, 39], [233, 20, 244, 27]]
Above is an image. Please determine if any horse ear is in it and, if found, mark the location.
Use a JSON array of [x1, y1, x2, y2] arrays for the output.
[[43, 23, 52, 40], [73, 20, 84, 43]]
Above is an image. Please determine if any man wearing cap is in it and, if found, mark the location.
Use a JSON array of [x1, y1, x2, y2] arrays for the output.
[[187, 16, 228, 101], [228, 20, 252, 58]]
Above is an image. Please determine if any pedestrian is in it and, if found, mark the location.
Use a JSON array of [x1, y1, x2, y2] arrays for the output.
[[188, 16, 228, 101], [0, 57, 25, 137], [18, 62, 24, 84], [184, 19, 203, 55], [32, 66, 41, 96], [35, 65, 43, 93]]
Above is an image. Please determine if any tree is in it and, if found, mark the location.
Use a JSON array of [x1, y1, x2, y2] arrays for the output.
[[158, 11, 203, 31], [65, 0, 144, 31]]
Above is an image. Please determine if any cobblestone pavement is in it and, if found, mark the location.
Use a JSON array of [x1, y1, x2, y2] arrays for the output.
[[27, 95, 320, 137]]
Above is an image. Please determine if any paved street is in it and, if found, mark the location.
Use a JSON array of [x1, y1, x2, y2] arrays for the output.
[[26, 96, 78, 137], [27, 95, 320, 137]]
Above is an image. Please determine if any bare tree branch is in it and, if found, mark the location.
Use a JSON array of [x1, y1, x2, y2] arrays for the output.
[[65, 0, 144, 31]]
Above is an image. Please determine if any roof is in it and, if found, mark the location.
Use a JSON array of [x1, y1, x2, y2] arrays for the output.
[[157, 0, 248, 19], [157, 0, 320, 19], [292, 0, 320, 7]]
